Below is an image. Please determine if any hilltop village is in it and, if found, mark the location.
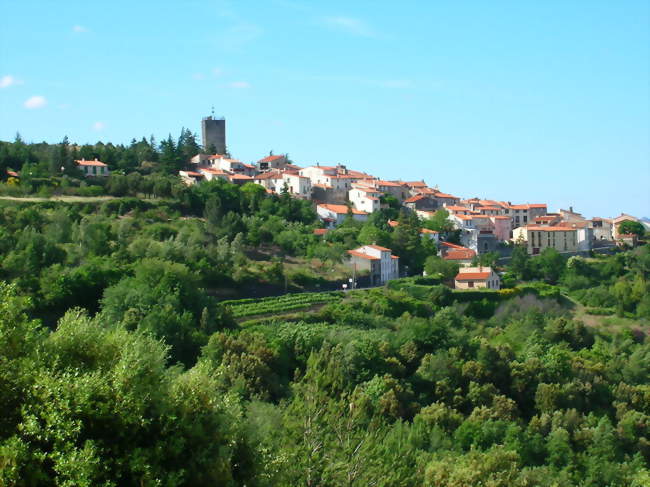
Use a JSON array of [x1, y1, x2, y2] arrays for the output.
[[66, 115, 645, 289]]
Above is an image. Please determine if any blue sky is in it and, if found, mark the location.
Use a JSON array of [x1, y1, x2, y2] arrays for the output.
[[1, 0, 648, 218]]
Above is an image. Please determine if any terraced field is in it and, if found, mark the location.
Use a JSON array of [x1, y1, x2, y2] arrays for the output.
[[222, 291, 344, 318]]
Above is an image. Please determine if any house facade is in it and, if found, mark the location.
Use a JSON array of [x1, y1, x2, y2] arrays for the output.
[[76, 159, 109, 177], [454, 266, 501, 290], [346, 244, 399, 285], [512, 225, 579, 255]]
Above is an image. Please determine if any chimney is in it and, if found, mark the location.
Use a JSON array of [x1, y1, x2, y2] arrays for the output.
[[569, 206, 573, 213]]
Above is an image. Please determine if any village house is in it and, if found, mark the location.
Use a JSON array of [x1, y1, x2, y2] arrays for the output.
[[76, 159, 109, 177], [432, 191, 461, 207], [371, 180, 409, 202], [346, 245, 399, 286], [508, 204, 548, 228], [490, 216, 512, 241], [349, 185, 381, 213], [316, 204, 368, 228], [257, 154, 288, 172], [454, 266, 501, 290], [512, 225, 579, 255], [403, 194, 438, 212], [439, 242, 476, 267], [590, 217, 614, 241]]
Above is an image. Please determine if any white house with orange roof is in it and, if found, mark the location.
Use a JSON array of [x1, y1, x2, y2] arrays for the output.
[[317, 204, 368, 228], [454, 266, 500, 290], [346, 244, 399, 285], [76, 158, 109, 177], [349, 185, 381, 213]]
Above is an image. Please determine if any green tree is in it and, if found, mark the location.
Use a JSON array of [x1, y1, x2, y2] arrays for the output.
[[618, 220, 645, 238]]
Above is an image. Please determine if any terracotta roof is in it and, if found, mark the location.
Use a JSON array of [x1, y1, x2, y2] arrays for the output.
[[365, 244, 392, 252], [454, 214, 473, 221], [76, 159, 107, 167], [376, 180, 402, 187], [242, 163, 256, 169], [445, 205, 470, 212], [229, 174, 252, 180], [420, 228, 439, 234], [388, 220, 399, 227], [313, 183, 333, 189], [258, 154, 285, 163], [182, 171, 203, 177], [455, 272, 490, 281], [255, 171, 283, 180], [492, 216, 511, 220], [391, 255, 399, 259], [347, 250, 380, 260], [528, 204, 547, 209], [6, 170, 19, 177], [318, 204, 368, 215], [444, 249, 476, 260], [200, 168, 229, 175], [434, 192, 458, 199], [471, 215, 491, 219], [208, 154, 225, 160], [404, 194, 429, 203], [476, 206, 501, 211], [405, 181, 427, 188], [440, 241, 467, 249], [313, 228, 329, 236]]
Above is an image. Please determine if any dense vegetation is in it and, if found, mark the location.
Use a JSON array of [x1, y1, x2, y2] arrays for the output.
[[0, 135, 648, 485]]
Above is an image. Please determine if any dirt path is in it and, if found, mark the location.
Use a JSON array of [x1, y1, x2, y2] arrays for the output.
[[0, 195, 117, 202]]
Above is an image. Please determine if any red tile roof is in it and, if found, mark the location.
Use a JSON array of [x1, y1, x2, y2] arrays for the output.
[[183, 171, 203, 177], [6, 170, 19, 177], [420, 228, 439, 234], [76, 159, 107, 167], [258, 154, 285, 163], [440, 241, 467, 249], [404, 194, 428, 203], [313, 228, 329, 236], [229, 174, 252, 180], [444, 249, 476, 260], [455, 272, 490, 281], [318, 204, 368, 215], [347, 250, 380, 260]]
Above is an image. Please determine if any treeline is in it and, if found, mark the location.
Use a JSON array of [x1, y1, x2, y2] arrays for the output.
[[0, 129, 201, 180]]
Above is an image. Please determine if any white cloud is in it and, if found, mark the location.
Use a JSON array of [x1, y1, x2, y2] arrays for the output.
[[229, 81, 251, 89], [72, 25, 88, 33], [24, 96, 47, 109], [323, 16, 374, 37], [212, 67, 223, 77], [0, 75, 21, 88], [92, 121, 106, 131]]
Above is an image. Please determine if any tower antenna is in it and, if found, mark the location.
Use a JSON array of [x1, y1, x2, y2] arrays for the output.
[[211, 105, 215, 117]]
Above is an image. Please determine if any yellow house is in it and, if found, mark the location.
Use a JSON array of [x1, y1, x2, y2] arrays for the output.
[[512, 225, 578, 255]]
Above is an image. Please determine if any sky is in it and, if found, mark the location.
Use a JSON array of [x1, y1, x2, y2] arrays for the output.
[[1, 0, 649, 218]]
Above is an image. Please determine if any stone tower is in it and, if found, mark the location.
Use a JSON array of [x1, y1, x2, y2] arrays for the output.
[[201, 115, 226, 154]]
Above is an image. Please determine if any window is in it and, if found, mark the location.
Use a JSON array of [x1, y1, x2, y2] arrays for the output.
[[468, 281, 474, 288]]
